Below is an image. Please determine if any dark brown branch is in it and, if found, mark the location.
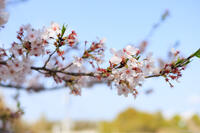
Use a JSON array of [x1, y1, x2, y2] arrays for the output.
[[0, 83, 65, 92], [145, 74, 161, 78], [0, 84, 24, 90], [1, 60, 95, 77], [31, 66, 95, 77], [0, 61, 6, 65], [43, 50, 57, 68], [144, 51, 196, 79], [1, 50, 197, 91], [60, 62, 73, 71]]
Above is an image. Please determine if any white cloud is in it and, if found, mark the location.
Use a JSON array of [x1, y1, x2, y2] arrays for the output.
[[180, 110, 195, 119], [163, 109, 196, 120], [163, 110, 176, 119], [187, 95, 200, 105]]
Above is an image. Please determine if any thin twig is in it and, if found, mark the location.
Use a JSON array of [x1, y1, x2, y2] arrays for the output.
[[60, 62, 73, 71], [0, 61, 6, 65], [145, 74, 161, 79], [0, 83, 65, 92], [43, 50, 57, 68], [31, 66, 95, 77]]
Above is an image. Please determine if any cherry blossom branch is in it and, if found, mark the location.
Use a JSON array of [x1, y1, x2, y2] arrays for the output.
[[0, 83, 65, 92], [0, 61, 6, 65], [145, 49, 199, 79], [60, 62, 73, 71], [0, 22, 199, 97], [0, 60, 95, 77], [0, 49, 198, 81], [43, 49, 57, 68], [145, 74, 161, 78], [31, 66, 95, 77]]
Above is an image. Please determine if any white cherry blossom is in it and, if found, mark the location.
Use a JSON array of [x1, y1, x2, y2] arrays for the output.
[[73, 56, 83, 68], [46, 22, 60, 38], [108, 45, 155, 97], [123, 45, 139, 57], [110, 56, 122, 64]]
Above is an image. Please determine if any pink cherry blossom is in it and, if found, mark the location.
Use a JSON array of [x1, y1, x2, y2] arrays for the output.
[[0, 22, 196, 98]]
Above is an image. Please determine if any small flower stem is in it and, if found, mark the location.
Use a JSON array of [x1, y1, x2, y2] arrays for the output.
[[43, 49, 57, 68]]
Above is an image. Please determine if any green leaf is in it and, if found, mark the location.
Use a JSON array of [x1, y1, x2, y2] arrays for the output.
[[175, 57, 184, 66], [136, 55, 140, 60], [61, 24, 67, 37], [131, 55, 140, 60], [17, 101, 21, 109], [183, 60, 191, 66], [194, 48, 200, 58]]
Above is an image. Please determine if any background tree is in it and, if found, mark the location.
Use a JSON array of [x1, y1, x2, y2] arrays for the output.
[[99, 108, 193, 133]]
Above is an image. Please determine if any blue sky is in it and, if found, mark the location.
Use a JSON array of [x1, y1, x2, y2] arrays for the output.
[[0, 0, 200, 121]]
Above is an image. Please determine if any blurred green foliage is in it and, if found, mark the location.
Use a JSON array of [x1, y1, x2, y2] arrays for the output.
[[7, 107, 200, 133], [99, 108, 193, 133], [1, 95, 200, 133], [12, 115, 55, 133]]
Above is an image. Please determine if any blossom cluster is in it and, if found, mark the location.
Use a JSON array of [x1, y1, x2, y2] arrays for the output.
[[159, 49, 187, 87], [0, 0, 9, 26], [96, 45, 155, 97], [0, 55, 32, 84], [0, 22, 77, 85], [0, 22, 198, 97]]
